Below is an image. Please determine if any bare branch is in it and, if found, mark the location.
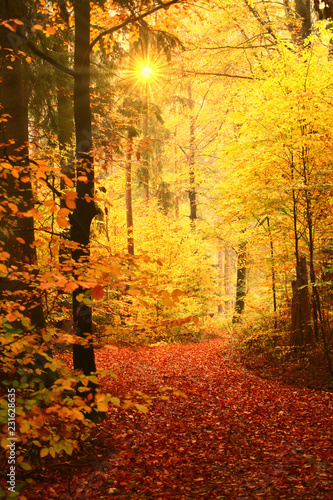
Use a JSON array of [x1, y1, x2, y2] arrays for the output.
[[182, 70, 254, 80]]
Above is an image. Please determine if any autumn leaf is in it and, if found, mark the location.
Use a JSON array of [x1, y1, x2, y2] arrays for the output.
[[58, 208, 70, 217], [127, 288, 141, 296], [8, 202, 18, 213], [64, 190, 77, 209], [40, 448, 49, 458], [64, 281, 78, 293], [92, 284, 104, 300], [46, 25, 56, 35], [57, 217, 70, 228], [63, 175, 74, 187]]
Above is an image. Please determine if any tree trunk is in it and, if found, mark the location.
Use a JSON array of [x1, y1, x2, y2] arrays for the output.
[[232, 242, 247, 323], [57, 61, 74, 266], [217, 249, 224, 313], [188, 84, 196, 228], [267, 217, 277, 327], [126, 129, 134, 255], [71, 0, 98, 378], [142, 90, 149, 203], [0, 0, 44, 329], [291, 256, 312, 346], [294, 0, 312, 40], [174, 125, 179, 218], [224, 247, 233, 313]]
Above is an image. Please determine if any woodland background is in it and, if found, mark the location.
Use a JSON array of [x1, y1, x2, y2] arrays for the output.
[[1, 0, 333, 498]]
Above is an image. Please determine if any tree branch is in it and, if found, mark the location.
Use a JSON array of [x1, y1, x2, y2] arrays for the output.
[[243, 0, 278, 41], [8, 31, 76, 77], [89, 0, 182, 52], [182, 70, 254, 80]]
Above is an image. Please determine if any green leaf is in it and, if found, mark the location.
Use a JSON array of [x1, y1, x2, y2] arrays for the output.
[[135, 404, 149, 413], [19, 461, 32, 471]]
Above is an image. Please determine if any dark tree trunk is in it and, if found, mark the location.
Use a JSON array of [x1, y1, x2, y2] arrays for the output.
[[291, 256, 312, 346], [294, 0, 312, 39], [290, 158, 312, 346], [71, 0, 98, 377], [267, 217, 277, 328], [232, 242, 247, 323], [0, 0, 44, 329]]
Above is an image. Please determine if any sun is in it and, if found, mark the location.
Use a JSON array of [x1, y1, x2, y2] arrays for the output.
[[140, 64, 153, 79], [126, 53, 167, 95]]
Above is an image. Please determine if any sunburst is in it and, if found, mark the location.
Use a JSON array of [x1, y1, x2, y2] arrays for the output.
[[125, 52, 168, 96]]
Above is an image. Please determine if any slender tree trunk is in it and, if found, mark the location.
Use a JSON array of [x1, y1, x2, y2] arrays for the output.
[[232, 242, 247, 323], [267, 217, 277, 327], [57, 66, 74, 266], [57, 71, 73, 180], [224, 247, 232, 313], [291, 256, 312, 346], [0, 0, 44, 329], [188, 84, 196, 228], [174, 125, 179, 218], [217, 248, 224, 313], [126, 129, 134, 255], [142, 89, 149, 203], [71, 0, 98, 378], [290, 157, 312, 346], [302, 150, 332, 373], [303, 152, 319, 341]]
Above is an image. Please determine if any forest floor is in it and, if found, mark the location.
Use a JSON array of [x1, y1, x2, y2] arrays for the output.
[[16, 337, 333, 499]]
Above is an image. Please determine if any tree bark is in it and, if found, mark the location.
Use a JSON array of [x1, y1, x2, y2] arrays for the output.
[[291, 256, 312, 346], [0, 0, 44, 329], [71, 0, 98, 378], [294, 0, 312, 40], [267, 217, 277, 328], [232, 242, 247, 323]]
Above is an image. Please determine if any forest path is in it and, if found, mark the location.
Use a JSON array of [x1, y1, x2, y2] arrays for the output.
[[28, 339, 333, 499], [91, 338, 333, 499]]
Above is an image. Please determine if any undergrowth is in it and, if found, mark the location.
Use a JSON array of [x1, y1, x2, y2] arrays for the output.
[[232, 315, 333, 391]]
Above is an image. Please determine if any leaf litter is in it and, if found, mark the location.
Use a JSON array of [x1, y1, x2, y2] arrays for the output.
[[22, 339, 333, 499]]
